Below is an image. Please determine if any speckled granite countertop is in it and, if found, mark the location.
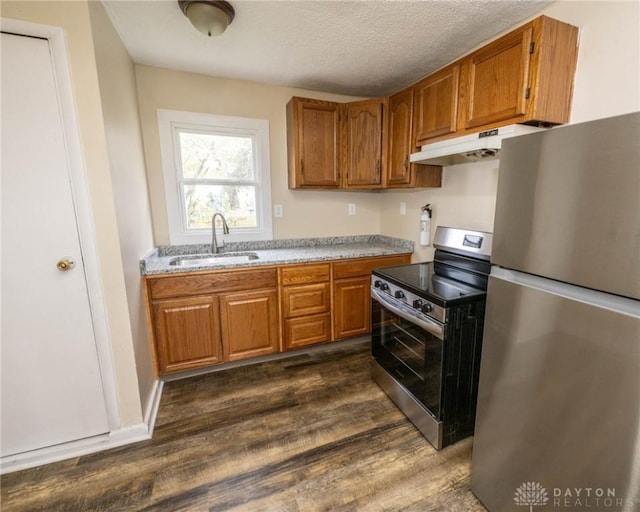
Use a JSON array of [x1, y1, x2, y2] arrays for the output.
[[140, 235, 413, 275]]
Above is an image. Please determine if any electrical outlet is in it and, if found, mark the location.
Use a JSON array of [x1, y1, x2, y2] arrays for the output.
[[348, 203, 356, 215], [274, 204, 283, 218], [400, 202, 407, 215]]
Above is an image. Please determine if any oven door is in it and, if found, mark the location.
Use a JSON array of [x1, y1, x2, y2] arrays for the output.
[[371, 287, 445, 420]]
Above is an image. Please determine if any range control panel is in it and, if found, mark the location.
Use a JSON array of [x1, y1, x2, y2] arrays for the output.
[[372, 278, 446, 324]]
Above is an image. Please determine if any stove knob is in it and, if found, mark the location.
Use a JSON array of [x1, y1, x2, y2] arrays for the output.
[[374, 280, 383, 288], [395, 290, 405, 299], [380, 282, 389, 291], [421, 303, 433, 314], [412, 299, 423, 309]]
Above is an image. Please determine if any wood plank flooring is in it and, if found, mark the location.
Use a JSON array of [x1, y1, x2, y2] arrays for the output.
[[1, 341, 487, 511]]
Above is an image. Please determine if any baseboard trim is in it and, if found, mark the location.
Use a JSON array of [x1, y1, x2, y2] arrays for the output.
[[1, 341, 372, 474], [0, 423, 151, 475], [1, 379, 165, 475], [144, 379, 164, 437], [162, 336, 370, 382]]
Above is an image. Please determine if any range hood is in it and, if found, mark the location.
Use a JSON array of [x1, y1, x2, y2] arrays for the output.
[[410, 124, 547, 166]]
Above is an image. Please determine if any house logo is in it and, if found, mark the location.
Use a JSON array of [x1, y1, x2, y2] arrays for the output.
[[514, 481, 549, 511]]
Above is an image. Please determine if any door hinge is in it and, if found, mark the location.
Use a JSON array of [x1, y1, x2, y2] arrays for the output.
[[300, 159, 304, 174], [529, 41, 535, 54], [525, 87, 531, 99]]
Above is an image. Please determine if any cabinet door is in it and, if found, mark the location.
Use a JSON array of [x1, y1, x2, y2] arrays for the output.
[[153, 296, 221, 374], [386, 88, 414, 187], [282, 282, 331, 318], [287, 97, 340, 188], [344, 99, 385, 188], [220, 289, 279, 361], [463, 27, 533, 130], [284, 313, 332, 350], [413, 64, 460, 146], [333, 276, 372, 340], [385, 90, 444, 189]]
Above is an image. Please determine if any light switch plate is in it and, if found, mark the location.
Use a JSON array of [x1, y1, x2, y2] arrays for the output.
[[274, 204, 283, 218], [400, 202, 406, 215], [348, 203, 356, 215]]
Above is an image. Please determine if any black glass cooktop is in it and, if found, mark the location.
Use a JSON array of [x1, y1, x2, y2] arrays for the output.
[[373, 261, 487, 305]]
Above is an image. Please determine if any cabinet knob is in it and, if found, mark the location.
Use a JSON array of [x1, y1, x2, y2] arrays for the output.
[[56, 258, 76, 271]]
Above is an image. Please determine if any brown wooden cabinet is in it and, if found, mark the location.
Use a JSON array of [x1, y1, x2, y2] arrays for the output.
[[152, 295, 221, 374], [220, 289, 279, 361], [461, 16, 578, 133], [145, 254, 413, 374], [332, 254, 411, 340], [343, 98, 386, 188], [286, 97, 341, 188], [147, 267, 278, 374], [280, 263, 332, 350], [413, 64, 461, 147], [333, 276, 371, 340], [386, 88, 443, 188], [286, 16, 576, 188], [386, 88, 413, 186]]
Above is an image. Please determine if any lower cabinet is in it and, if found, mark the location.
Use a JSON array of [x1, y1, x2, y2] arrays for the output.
[[332, 254, 411, 340], [280, 263, 332, 350], [147, 268, 278, 375], [152, 295, 222, 374], [146, 254, 411, 375], [220, 289, 279, 361], [333, 276, 371, 339]]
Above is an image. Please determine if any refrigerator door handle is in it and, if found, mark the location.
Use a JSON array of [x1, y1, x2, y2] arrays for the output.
[[491, 266, 640, 318]]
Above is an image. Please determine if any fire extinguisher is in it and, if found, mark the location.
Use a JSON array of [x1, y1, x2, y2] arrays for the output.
[[420, 204, 432, 246]]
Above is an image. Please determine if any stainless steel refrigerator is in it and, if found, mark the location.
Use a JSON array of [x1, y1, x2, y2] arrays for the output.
[[471, 112, 640, 511]]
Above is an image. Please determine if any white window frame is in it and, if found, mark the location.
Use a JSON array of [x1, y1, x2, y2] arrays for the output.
[[158, 109, 273, 245]]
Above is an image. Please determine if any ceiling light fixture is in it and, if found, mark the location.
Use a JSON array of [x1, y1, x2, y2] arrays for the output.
[[178, 1, 235, 37]]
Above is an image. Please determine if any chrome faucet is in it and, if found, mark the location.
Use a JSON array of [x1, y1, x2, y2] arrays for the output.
[[211, 212, 230, 253]]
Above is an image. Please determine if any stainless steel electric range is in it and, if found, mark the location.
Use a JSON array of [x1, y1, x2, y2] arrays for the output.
[[371, 226, 492, 450]]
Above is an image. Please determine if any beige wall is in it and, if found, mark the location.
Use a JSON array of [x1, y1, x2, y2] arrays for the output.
[[88, 2, 156, 416], [135, 66, 382, 245], [1, 1, 143, 427], [380, 0, 640, 261]]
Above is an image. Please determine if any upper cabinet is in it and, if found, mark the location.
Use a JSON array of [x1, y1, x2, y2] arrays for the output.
[[413, 64, 461, 148], [462, 28, 532, 130], [386, 88, 443, 188], [461, 16, 578, 131], [386, 88, 413, 186], [286, 15, 578, 189], [287, 97, 341, 188], [343, 98, 386, 189]]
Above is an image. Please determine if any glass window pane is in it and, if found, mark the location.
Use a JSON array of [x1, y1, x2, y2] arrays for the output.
[[179, 131, 255, 181], [183, 184, 257, 229]]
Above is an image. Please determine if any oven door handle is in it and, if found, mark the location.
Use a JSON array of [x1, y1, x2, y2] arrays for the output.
[[371, 288, 445, 340]]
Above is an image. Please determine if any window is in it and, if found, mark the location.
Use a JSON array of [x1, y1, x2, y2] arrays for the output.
[[158, 109, 272, 244]]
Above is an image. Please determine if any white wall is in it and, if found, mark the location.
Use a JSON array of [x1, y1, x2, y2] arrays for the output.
[[135, 66, 382, 246], [1, 1, 144, 428], [88, 2, 157, 416], [380, 0, 640, 260], [546, 0, 640, 123]]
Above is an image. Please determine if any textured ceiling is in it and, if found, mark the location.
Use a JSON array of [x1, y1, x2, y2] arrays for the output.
[[102, 0, 552, 97]]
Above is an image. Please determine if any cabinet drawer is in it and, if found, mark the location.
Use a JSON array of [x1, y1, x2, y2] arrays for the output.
[[282, 282, 331, 318], [148, 268, 277, 299], [280, 263, 330, 285], [332, 255, 410, 279], [284, 313, 331, 350]]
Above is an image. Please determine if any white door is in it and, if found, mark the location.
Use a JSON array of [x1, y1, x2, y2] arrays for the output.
[[1, 33, 109, 456]]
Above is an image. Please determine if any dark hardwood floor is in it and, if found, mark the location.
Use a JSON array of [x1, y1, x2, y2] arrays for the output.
[[1, 341, 487, 511]]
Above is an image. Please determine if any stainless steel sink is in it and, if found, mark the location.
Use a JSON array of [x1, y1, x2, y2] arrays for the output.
[[169, 252, 259, 267]]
